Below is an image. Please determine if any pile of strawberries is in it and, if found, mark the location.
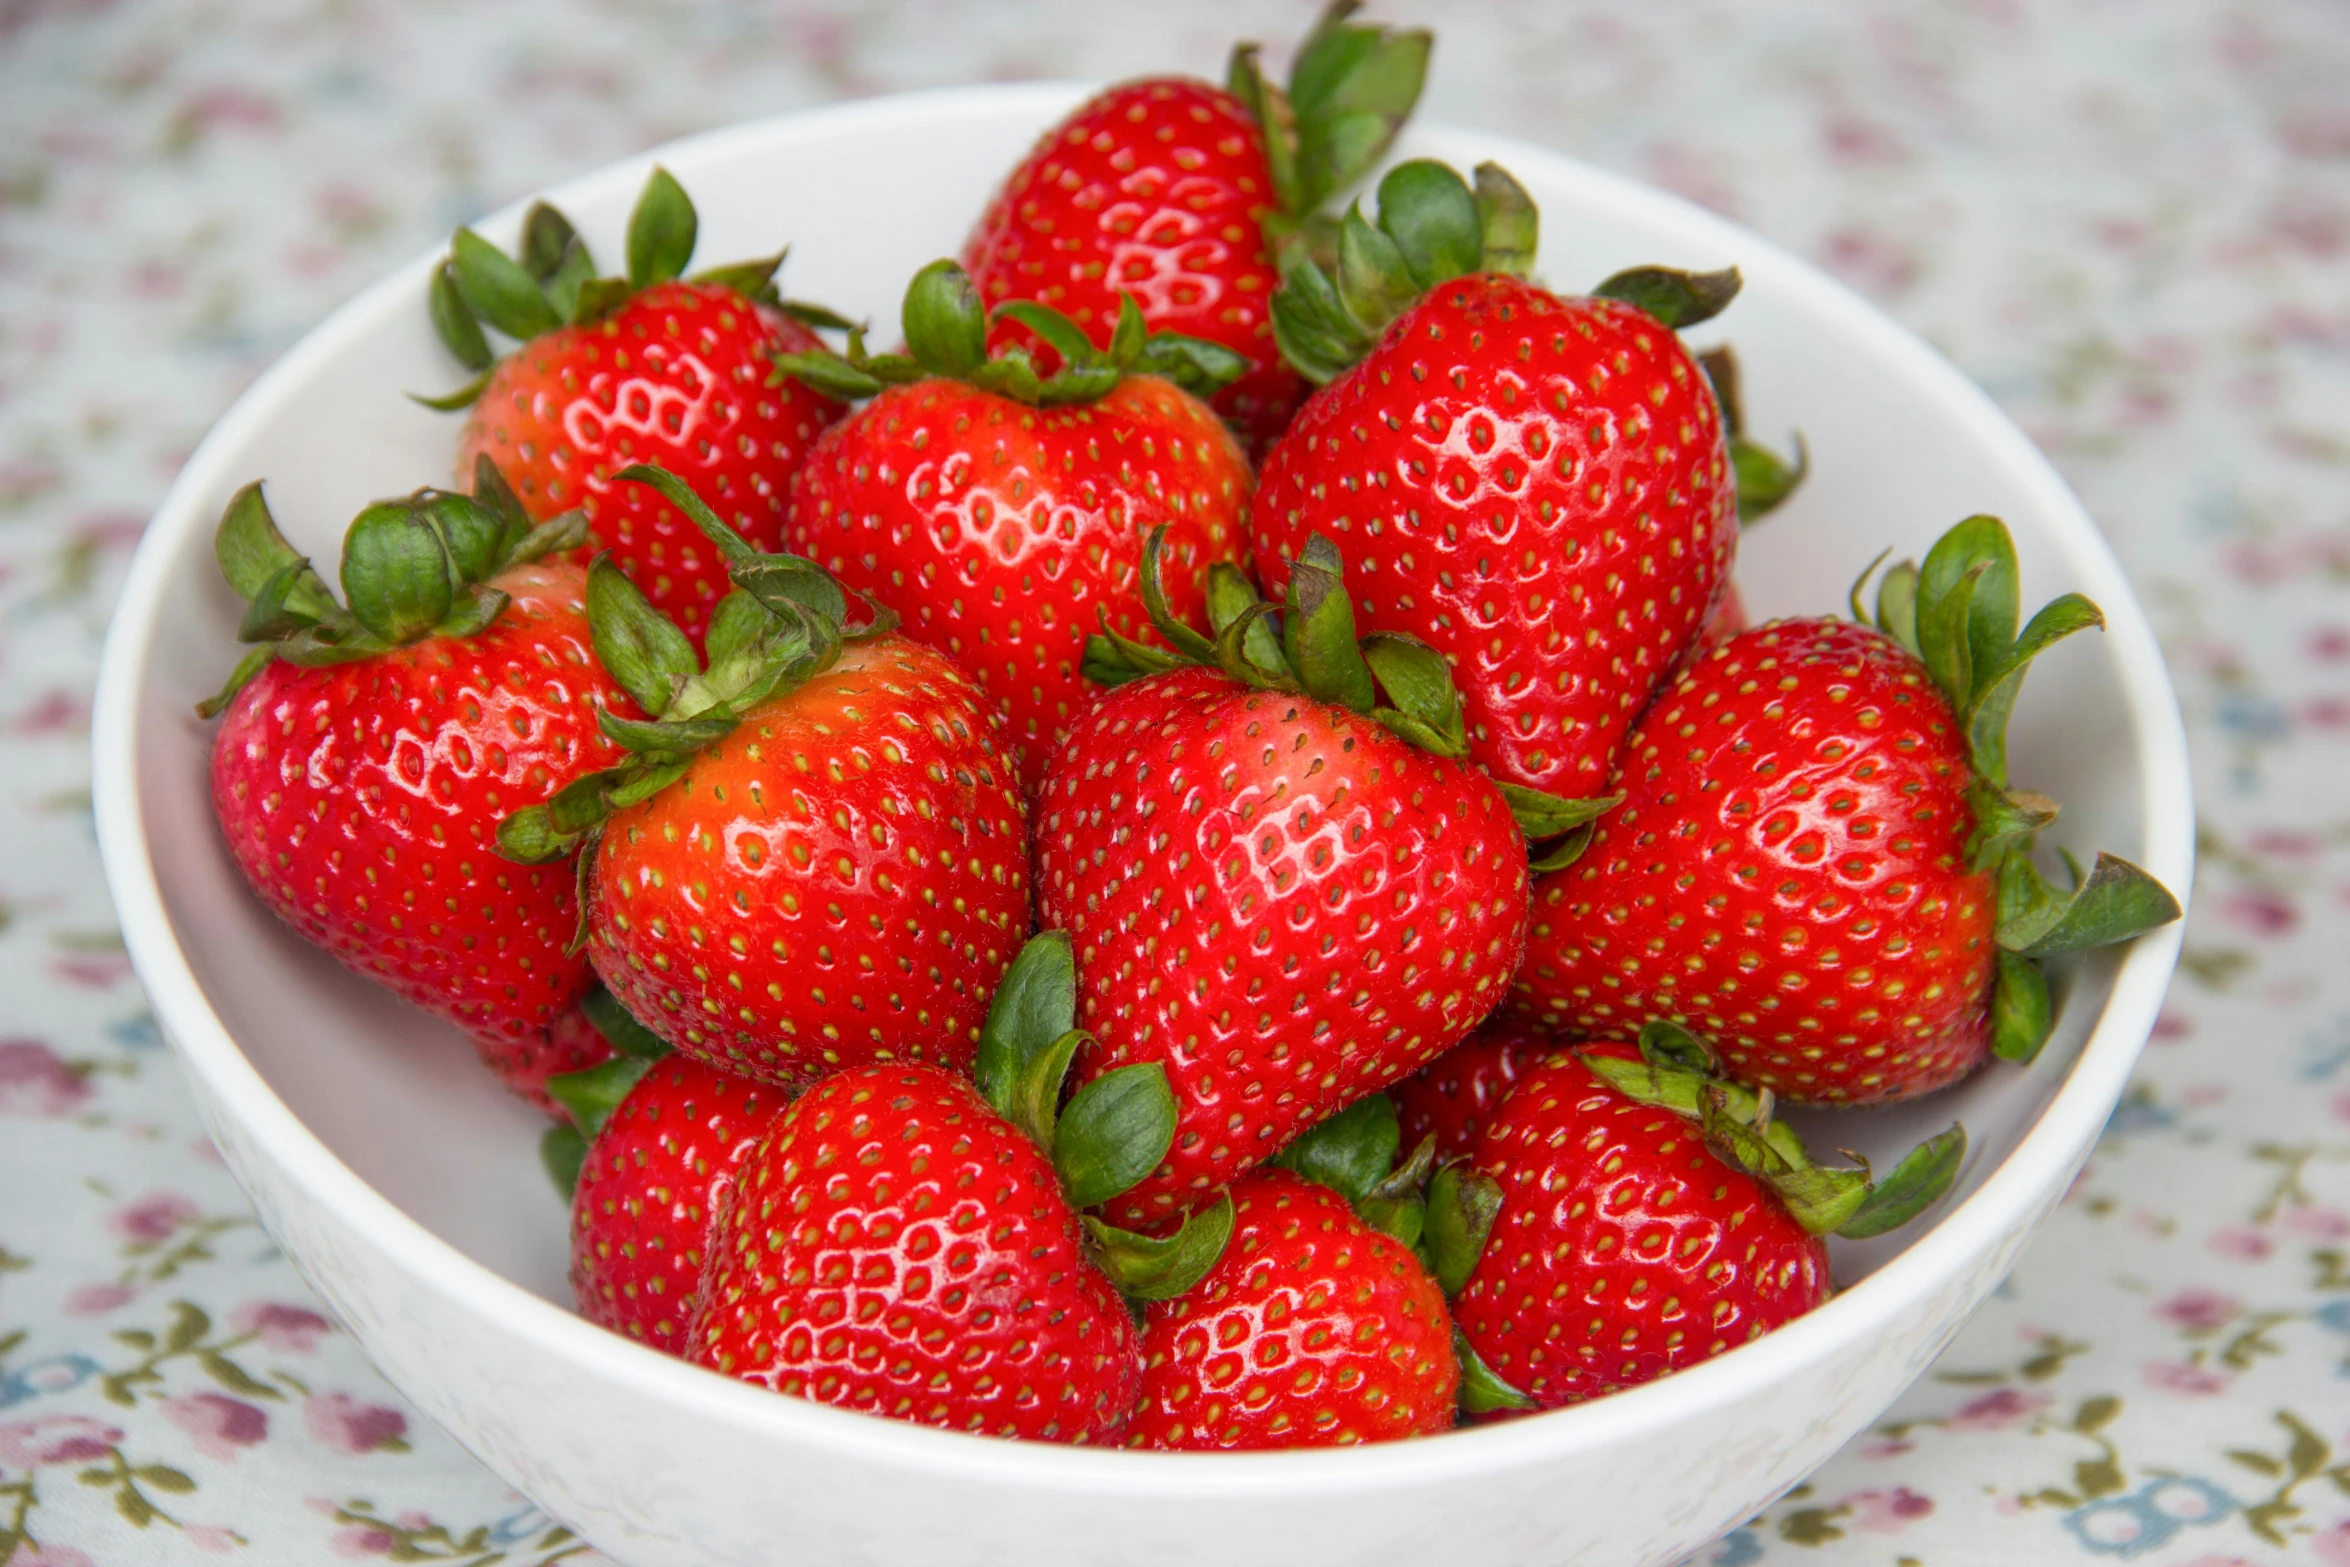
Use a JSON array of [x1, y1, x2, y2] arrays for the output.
[[198, 4, 2179, 1450]]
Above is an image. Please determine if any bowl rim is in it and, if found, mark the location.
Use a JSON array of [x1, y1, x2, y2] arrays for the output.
[[92, 80, 2194, 1493]]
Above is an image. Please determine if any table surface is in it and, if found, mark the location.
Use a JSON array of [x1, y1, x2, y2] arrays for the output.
[[4, 1, 2346, 1563]]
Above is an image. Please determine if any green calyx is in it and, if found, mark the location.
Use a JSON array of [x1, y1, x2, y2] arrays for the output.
[[540, 983, 676, 1196], [1271, 151, 1744, 385], [771, 259, 1249, 408], [974, 933, 1234, 1301], [1851, 515, 2183, 1064], [492, 464, 896, 867], [1697, 346, 1808, 524], [1580, 1022, 1969, 1240], [1226, 1, 1431, 252], [1269, 1092, 1436, 1249], [194, 457, 587, 719], [1084, 527, 1616, 852], [1271, 158, 1535, 385], [418, 165, 850, 410]]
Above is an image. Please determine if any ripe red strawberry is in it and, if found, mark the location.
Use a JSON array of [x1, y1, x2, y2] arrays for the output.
[[1392, 1025, 1638, 1166], [1253, 160, 1744, 802], [962, 5, 1430, 454], [1130, 1167, 1455, 1448], [1507, 516, 2183, 1103], [1444, 1054, 1828, 1410], [1038, 532, 1563, 1230], [775, 261, 1253, 795], [1430, 1026, 1962, 1413], [201, 469, 637, 1111], [691, 1066, 1138, 1440], [425, 167, 849, 646], [688, 935, 1237, 1441], [568, 1052, 789, 1355], [497, 466, 1030, 1089]]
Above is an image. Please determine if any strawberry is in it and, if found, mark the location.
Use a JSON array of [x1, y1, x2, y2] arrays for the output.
[[962, 3, 1430, 454], [1037, 531, 1575, 1230], [775, 262, 1254, 793], [1507, 516, 2183, 1103], [1129, 1097, 1456, 1449], [1252, 159, 1748, 806], [1392, 1024, 1640, 1166], [690, 933, 1237, 1441], [564, 1049, 789, 1356], [423, 167, 850, 646], [1431, 1023, 1965, 1413], [200, 464, 639, 1112], [498, 466, 1031, 1089]]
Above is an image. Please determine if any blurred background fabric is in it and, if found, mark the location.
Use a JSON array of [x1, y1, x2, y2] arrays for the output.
[[3, 1, 2348, 1562]]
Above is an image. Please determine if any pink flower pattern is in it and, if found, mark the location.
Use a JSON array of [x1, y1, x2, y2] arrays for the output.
[[2, 2, 2348, 1565]]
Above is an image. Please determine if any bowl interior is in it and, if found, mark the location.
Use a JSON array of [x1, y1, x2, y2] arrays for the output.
[[114, 87, 2179, 1360]]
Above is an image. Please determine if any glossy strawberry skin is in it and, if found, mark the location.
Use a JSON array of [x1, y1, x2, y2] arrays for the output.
[[587, 635, 1029, 1088], [1451, 1057, 1830, 1408], [1130, 1168, 1456, 1450], [210, 562, 633, 1104], [963, 78, 1305, 454], [458, 281, 845, 646], [784, 375, 1251, 793], [1252, 275, 1737, 796], [1509, 619, 1998, 1105], [689, 1065, 1142, 1443], [1392, 1025, 1643, 1167], [571, 1054, 790, 1356], [1035, 668, 1530, 1229]]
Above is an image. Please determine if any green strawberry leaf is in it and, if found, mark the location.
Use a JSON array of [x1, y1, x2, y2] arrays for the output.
[[1282, 534, 1378, 712], [580, 984, 671, 1061], [1285, 3, 1431, 214], [1638, 1018, 1717, 1073], [992, 300, 1099, 366], [626, 166, 698, 289], [1335, 204, 1419, 334], [584, 554, 697, 718], [428, 262, 493, 372], [1998, 851, 2182, 958], [1990, 949, 2054, 1064], [1270, 245, 1376, 386], [1054, 1063, 1177, 1210], [1839, 1124, 1967, 1239], [449, 228, 560, 340], [545, 1054, 655, 1143], [1965, 592, 2104, 790], [1472, 163, 1538, 277], [1361, 633, 1467, 755], [408, 367, 495, 412], [340, 502, 456, 645], [1374, 160, 1484, 290], [539, 239, 598, 325], [1593, 265, 1742, 330], [518, 201, 583, 282], [1732, 433, 1808, 523], [1455, 1329, 1536, 1414], [902, 259, 989, 379], [1424, 1162, 1503, 1298], [1084, 1195, 1235, 1302], [1270, 1093, 1401, 1207], [541, 1125, 588, 1197], [973, 931, 1081, 1145], [1917, 515, 2021, 711], [690, 250, 787, 304], [1498, 785, 1620, 845]]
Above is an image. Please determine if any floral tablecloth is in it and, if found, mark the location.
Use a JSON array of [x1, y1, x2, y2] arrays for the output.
[[3, 1, 2346, 1562]]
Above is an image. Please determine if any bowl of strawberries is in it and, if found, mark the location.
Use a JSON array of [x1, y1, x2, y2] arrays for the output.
[[92, 7, 2192, 1566]]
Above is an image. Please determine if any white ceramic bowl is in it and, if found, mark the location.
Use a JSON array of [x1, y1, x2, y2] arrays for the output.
[[93, 84, 2193, 1567]]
